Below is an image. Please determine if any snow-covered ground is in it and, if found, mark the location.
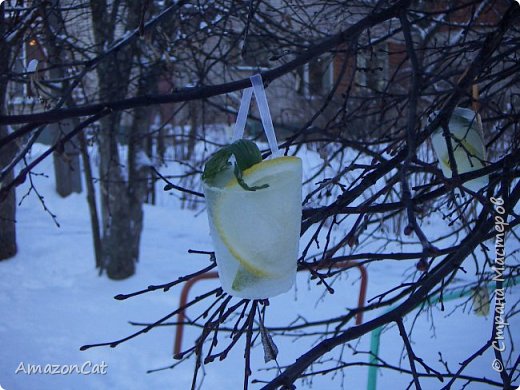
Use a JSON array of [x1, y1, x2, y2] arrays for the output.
[[0, 143, 518, 390]]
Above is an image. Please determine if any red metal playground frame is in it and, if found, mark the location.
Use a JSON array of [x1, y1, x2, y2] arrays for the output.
[[173, 260, 368, 355]]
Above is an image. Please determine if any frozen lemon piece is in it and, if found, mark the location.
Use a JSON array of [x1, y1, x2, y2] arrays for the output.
[[215, 157, 302, 277], [231, 265, 261, 292], [204, 156, 302, 298]]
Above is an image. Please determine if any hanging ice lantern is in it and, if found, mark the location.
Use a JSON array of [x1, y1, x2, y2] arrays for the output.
[[431, 107, 488, 192], [202, 75, 302, 299]]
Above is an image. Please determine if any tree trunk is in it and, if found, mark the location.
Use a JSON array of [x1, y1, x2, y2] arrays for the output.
[[126, 108, 149, 269], [43, 0, 82, 197], [78, 131, 103, 271], [100, 101, 151, 279], [99, 111, 138, 280], [186, 100, 198, 160], [0, 126, 17, 261], [157, 125, 166, 164], [0, 6, 17, 261], [51, 120, 82, 197], [145, 130, 155, 205], [89, 0, 144, 280]]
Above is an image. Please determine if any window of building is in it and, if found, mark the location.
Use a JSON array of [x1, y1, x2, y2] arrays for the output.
[[356, 42, 388, 93], [11, 43, 28, 99], [296, 55, 333, 97], [9, 36, 45, 104]]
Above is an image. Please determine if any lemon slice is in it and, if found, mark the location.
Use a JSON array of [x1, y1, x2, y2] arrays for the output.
[[204, 156, 302, 291]]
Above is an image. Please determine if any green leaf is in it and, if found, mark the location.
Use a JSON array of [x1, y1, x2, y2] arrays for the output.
[[202, 140, 269, 191], [229, 139, 263, 171], [202, 148, 233, 181]]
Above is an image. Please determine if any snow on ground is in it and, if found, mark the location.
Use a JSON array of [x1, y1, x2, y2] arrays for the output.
[[0, 142, 518, 390]]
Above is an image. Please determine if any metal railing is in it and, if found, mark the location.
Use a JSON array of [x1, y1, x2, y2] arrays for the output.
[[367, 275, 520, 390], [173, 260, 368, 356]]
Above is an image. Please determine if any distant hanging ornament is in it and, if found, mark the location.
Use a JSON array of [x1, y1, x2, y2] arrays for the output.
[[430, 107, 488, 192]]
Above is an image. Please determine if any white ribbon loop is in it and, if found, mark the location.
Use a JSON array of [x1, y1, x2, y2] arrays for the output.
[[232, 87, 253, 142], [231, 74, 280, 157]]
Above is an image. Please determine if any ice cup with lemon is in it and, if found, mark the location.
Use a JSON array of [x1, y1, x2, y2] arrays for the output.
[[202, 140, 302, 299], [431, 107, 488, 192]]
